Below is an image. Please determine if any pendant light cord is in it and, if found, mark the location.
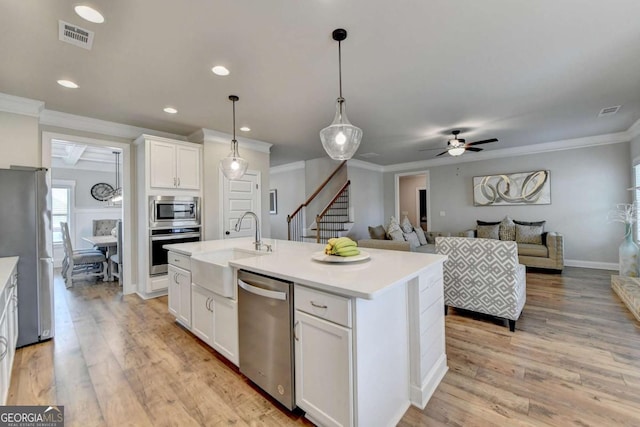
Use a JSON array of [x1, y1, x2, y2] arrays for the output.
[[338, 39, 344, 115]]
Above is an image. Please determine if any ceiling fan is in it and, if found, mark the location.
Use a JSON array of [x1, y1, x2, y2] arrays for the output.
[[420, 130, 498, 157]]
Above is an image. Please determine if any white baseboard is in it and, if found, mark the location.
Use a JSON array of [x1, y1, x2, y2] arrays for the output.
[[410, 353, 448, 409], [564, 259, 617, 270]]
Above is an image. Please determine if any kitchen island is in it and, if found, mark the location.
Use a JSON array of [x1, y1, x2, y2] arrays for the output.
[[164, 238, 447, 427]]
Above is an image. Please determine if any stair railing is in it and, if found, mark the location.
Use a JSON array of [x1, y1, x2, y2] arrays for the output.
[[287, 160, 347, 241], [316, 180, 351, 243]]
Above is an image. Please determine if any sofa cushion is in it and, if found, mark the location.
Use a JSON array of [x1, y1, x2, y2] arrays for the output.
[[404, 231, 420, 248], [477, 224, 499, 240], [516, 224, 543, 244], [517, 243, 548, 257], [499, 216, 516, 241], [368, 225, 387, 240], [414, 226, 428, 245], [425, 231, 451, 244]]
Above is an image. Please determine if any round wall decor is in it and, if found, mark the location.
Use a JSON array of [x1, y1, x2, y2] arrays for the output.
[[90, 182, 114, 201]]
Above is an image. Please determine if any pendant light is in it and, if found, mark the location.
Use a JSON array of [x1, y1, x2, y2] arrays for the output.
[[320, 28, 363, 161], [219, 95, 249, 180], [109, 151, 123, 202]]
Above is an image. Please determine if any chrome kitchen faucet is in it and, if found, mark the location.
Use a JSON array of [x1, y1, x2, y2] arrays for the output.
[[235, 211, 271, 251]]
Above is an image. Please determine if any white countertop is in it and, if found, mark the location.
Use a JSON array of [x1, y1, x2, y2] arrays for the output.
[[164, 238, 446, 299], [0, 257, 19, 288]]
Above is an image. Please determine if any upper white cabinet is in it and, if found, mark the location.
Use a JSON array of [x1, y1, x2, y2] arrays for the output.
[[136, 135, 202, 194]]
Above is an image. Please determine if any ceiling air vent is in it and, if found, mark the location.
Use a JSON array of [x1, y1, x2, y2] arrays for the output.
[[58, 20, 94, 50], [598, 105, 621, 117]]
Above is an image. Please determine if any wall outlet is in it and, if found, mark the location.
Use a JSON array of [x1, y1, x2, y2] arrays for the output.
[[440, 211, 446, 217]]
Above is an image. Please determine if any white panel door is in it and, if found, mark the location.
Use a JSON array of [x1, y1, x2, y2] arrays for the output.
[[222, 171, 260, 239], [149, 141, 177, 189]]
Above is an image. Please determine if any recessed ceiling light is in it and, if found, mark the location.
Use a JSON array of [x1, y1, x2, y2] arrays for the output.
[[57, 79, 78, 89], [212, 66, 230, 76], [74, 5, 105, 24], [240, 126, 251, 132], [163, 107, 178, 114]]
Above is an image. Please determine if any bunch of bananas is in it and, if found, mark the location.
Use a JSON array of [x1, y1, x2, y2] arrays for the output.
[[324, 237, 360, 257]]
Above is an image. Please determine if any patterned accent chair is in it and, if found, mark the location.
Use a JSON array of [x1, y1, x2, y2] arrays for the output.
[[435, 236, 526, 332]]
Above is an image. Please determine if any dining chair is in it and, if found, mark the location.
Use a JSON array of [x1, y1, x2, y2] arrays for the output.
[[110, 220, 123, 283], [92, 219, 118, 236], [60, 222, 107, 288]]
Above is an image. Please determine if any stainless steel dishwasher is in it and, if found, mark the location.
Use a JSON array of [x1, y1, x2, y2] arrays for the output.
[[237, 270, 295, 410]]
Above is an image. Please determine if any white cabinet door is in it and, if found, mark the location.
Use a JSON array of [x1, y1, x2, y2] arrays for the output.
[[168, 266, 179, 317], [168, 265, 191, 327], [149, 140, 177, 189], [295, 310, 354, 427], [0, 305, 9, 405], [191, 284, 214, 345], [212, 295, 238, 366], [176, 145, 200, 190]]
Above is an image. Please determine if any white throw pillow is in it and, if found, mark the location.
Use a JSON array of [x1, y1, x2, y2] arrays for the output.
[[401, 216, 414, 233], [404, 231, 420, 249], [414, 227, 427, 245], [386, 216, 401, 235]]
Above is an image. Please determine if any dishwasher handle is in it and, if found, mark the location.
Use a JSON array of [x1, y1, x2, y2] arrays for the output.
[[238, 279, 287, 301]]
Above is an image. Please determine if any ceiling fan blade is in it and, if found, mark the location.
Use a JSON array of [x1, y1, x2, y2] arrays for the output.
[[435, 150, 449, 157], [466, 147, 483, 152], [467, 138, 498, 146], [419, 147, 448, 152]]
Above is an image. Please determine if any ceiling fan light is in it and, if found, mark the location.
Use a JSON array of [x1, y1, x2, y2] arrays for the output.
[[448, 147, 466, 156], [320, 99, 362, 160]]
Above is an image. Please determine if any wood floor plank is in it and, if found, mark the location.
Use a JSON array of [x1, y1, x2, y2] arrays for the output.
[[6, 266, 640, 426]]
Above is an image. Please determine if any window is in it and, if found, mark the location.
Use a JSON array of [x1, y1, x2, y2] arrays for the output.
[[52, 185, 72, 244], [634, 163, 640, 241]]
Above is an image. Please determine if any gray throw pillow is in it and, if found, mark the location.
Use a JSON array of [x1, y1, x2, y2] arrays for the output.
[[404, 231, 420, 249], [368, 225, 387, 240], [414, 227, 428, 245], [388, 229, 405, 241], [499, 216, 516, 241], [477, 224, 499, 239], [477, 220, 501, 226], [515, 224, 543, 244], [401, 216, 414, 233], [514, 220, 546, 230]]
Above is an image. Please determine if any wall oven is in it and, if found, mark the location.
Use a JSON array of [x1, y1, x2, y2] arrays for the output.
[[149, 196, 200, 228], [149, 226, 201, 276]]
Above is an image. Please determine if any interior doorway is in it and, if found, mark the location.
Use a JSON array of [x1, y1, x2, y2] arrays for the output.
[[394, 171, 430, 231], [42, 131, 134, 295]]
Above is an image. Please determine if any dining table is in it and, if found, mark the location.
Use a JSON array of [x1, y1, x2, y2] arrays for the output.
[[82, 235, 118, 281]]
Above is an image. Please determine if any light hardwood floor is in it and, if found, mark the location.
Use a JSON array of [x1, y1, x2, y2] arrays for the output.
[[7, 268, 640, 426]]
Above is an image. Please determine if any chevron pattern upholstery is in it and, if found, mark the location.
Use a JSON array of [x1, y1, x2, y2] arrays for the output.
[[436, 236, 526, 331]]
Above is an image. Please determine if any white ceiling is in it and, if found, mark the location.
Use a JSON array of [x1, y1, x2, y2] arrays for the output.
[[2, 1, 640, 166]]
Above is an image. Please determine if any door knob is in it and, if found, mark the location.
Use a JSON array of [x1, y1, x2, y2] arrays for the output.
[[225, 231, 230, 235]]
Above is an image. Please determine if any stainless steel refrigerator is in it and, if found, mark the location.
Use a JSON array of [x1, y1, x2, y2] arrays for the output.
[[0, 167, 54, 347]]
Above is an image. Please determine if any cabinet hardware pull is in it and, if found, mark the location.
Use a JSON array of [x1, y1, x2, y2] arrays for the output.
[[0, 336, 7, 361], [310, 301, 328, 309], [173, 177, 177, 186], [206, 297, 211, 311], [177, 178, 181, 186], [293, 321, 299, 341]]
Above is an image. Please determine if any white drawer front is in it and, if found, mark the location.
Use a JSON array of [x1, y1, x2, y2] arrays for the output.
[[295, 285, 352, 328], [168, 252, 190, 270], [419, 272, 443, 312]]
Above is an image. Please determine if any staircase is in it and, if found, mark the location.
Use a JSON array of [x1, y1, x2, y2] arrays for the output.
[[287, 161, 353, 244], [313, 180, 352, 243]]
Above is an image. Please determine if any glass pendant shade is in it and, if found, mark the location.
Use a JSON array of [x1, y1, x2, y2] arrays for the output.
[[448, 147, 465, 156], [219, 95, 248, 180], [220, 140, 249, 180], [320, 98, 362, 160]]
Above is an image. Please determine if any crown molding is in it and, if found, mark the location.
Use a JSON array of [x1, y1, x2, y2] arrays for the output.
[[269, 161, 305, 174], [628, 117, 640, 139], [347, 159, 385, 172], [190, 128, 272, 154], [40, 109, 186, 141], [382, 131, 631, 173], [0, 93, 44, 117]]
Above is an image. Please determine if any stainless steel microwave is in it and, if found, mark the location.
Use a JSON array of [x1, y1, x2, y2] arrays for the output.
[[149, 196, 200, 228]]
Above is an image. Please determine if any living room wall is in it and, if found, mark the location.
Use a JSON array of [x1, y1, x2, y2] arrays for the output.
[[269, 164, 306, 240], [383, 142, 631, 267]]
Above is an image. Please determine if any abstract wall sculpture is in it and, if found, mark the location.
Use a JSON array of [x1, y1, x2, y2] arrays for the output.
[[473, 170, 551, 206]]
